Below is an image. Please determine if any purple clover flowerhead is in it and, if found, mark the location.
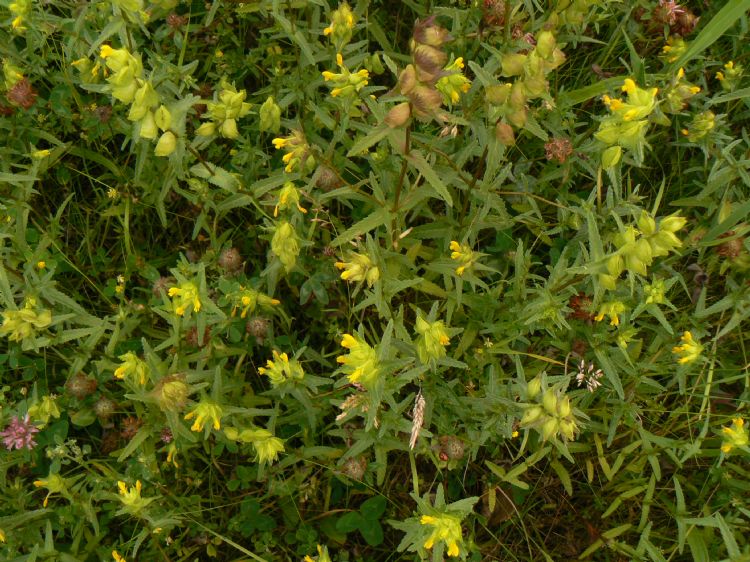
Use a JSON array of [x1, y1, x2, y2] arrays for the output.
[[1, 413, 40, 451]]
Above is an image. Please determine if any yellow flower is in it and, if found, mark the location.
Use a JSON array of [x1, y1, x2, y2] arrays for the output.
[[304, 544, 332, 562], [337, 333, 380, 388], [672, 331, 703, 365], [251, 429, 285, 464], [321, 55, 369, 99], [116, 480, 154, 514], [420, 513, 463, 557], [271, 130, 312, 173], [335, 252, 380, 286], [323, 3, 355, 47], [0, 303, 53, 342], [415, 315, 451, 363], [36, 261, 46, 269], [258, 350, 305, 386], [436, 57, 472, 105], [274, 182, 307, 216], [449, 240, 478, 276], [33, 473, 67, 507], [113, 351, 149, 385], [229, 286, 280, 318], [271, 221, 300, 271], [184, 399, 224, 432], [721, 417, 749, 454], [224, 427, 285, 464], [168, 281, 201, 317], [594, 301, 626, 326], [0, 528, 5, 542], [112, 550, 127, 562]]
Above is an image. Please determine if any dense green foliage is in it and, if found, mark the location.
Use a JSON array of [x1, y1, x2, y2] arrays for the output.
[[1, 0, 750, 560]]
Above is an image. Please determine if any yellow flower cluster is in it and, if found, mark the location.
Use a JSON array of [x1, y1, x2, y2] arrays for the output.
[[272, 130, 314, 174], [323, 3, 356, 50], [224, 426, 285, 464], [228, 286, 280, 318], [716, 61, 743, 91], [594, 301, 626, 326], [117, 480, 154, 514], [321, 53, 369, 99], [449, 240, 478, 276], [184, 398, 223, 432], [271, 221, 300, 271], [335, 252, 380, 287], [681, 111, 715, 142], [337, 333, 380, 388], [420, 514, 463, 557], [33, 473, 67, 507], [436, 57, 471, 105], [415, 315, 451, 363], [9, 0, 31, 31], [596, 79, 658, 168], [0, 299, 52, 343], [721, 417, 748, 455], [195, 80, 251, 139], [98, 45, 176, 155], [274, 182, 307, 217], [258, 350, 305, 386], [114, 351, 150, 385], [521, 380, 579, 442], [168, 281, 201, 317], [672, 331, 703, 365]]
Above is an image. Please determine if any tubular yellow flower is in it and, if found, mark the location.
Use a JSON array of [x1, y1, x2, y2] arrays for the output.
[[323, 3, 356, 47], [594, 301, 625, 326], [229, 286, 280, 318], [337, 333, 380, 388], [420, 513, 463, 557], [113, 351, 149, 385], [672, 331, 703, 365], [436, 57, 472, 105], [168, 281, 201, 317], [116, 480, 154, 514], [321, 55, 369, 99], [449, 240, 478, 276], [415, 315, 451, 363], [33, 473, 67, 507], [184, 399, 224, 432], [0, 303, 52, 342], [274, 182, 307, 216], [258, 350, 305, 386], [721, 417, 748, 454], [112, 551, 127, 562], [334, 252, 380, 286], [251, 429, 285, 464]]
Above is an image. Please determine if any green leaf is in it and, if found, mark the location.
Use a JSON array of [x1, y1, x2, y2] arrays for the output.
[[190, 163, 241, 192], [336, 511, 364, 533], [407, 150, 453, 206], [360, 496, 387, 520], [347, 125, 390, 157], [359, 520, 384, 546], [331, 207, 391, 246]]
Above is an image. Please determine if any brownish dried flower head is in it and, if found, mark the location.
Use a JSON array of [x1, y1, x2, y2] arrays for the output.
[[65, 372, 98, 399], [7, 78, 37, 110], [218, 247, 243, 274], [545, 138, 574, 163]]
